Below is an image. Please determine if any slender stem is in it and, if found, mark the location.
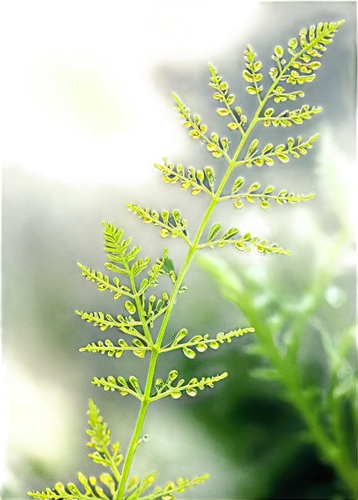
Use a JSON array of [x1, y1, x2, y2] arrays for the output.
[[114, 159, 248, 500], [125, 258, 153, 344], [113, 37, 322, 498], [115, 399, 150, 499], [103, 447, 122, 485]]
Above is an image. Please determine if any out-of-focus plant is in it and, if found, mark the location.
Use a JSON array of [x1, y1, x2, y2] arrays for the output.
[[196, 116, 356, 499]]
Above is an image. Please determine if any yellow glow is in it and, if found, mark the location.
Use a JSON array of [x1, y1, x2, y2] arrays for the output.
[[27, 47, 144, 142], [4, 362, 71, 468]]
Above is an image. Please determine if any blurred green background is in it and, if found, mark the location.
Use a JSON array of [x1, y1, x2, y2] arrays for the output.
[[1, 2, 356, 499]]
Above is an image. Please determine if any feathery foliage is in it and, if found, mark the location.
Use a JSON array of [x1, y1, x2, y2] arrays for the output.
[[28, 20, 346, 500]]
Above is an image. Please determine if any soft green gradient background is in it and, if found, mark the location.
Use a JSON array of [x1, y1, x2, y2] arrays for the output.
[[1, 2, 356, 499]]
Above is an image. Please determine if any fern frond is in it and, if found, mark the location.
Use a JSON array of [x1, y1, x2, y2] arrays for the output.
[[200, 225, 291, 255], [75, 310, 146, 338], [77, 264, 134, 299], [270, 86, 305, 103], [243, 45, 263, 101], [208, 63, 245, 135], [139, 248, 169, 290], [142, 292, 170, 327], [154, 157, 215, 196], [151, 370, 228, 401], [126, 203, 190, 244], [162, 326, 254, 358], [260, 104, 322, 127], [86, 399, 123, 469], [173, 92, 231, 160], [269, 21, 344, 84], [124, 472, 157, 499], [101, 221, 143, 276], [28, 476, 119, 500], [138, 473, 210, 500], [235, 134, 318, 167], [92, 375, 143, 400], [80, 338, 150, 359], [124, 475, 140, 495], [31, 18, 347, 500], [221, 178, 315, 209]]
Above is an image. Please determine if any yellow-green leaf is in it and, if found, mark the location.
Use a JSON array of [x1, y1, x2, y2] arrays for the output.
[[234, 200, 244, 209], [217, 108, 230, 116], [247, 138, 259, 157], [190, 130, 200, 139], [183, 346, 196, 359], [246, 86, 257, 95], [254, 61, 263, 71], [232, 176, 245, 194], [235, 241, 246, 251], [208, 223, 222, 242], [274, 45, 284, 58], [227, 94, 235, 105], [243, 70, 254, 82], [277, 153, 289, 163], [289, 37, 298, 49], [248, 182, 260, 193], [260, 200, 270, 210]]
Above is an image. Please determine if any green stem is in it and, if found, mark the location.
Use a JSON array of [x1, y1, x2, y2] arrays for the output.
[[114, 169, 246, 500], [114, 40, 312, 498], [125, 258, 153, 345], [114, 187, 230, 500]]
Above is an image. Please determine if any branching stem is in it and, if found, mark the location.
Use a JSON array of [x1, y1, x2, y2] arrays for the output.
[[114, 40, 308, 498]]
